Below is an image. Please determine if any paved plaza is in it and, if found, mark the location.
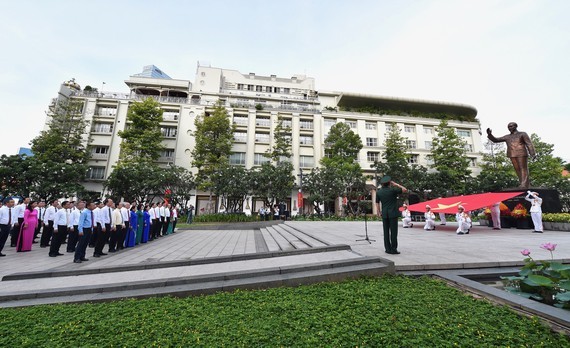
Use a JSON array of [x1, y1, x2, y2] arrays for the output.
[[0, 221, 569, 306]]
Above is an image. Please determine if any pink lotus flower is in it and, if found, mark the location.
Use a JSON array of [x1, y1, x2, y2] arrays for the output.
[[520, 249, 531, 256], [540, 243, 557, 251]]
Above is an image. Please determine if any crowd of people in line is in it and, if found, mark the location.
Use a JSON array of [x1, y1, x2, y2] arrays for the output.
[[0, 197, 180, 263]]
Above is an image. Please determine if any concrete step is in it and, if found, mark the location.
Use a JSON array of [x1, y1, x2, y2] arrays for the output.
[[260, 228, 281, 252], [267, 225, 309, 249], [278, 224, 329, 248], [0, 256, 393, 308], [263, 227, 296, 251]]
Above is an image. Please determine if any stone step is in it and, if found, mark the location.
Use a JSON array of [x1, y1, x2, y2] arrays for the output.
[[0, 257, 393, 308], [278, 224, 329, 248], [263, 227, 297, 251], [260, 228, 281, 252]]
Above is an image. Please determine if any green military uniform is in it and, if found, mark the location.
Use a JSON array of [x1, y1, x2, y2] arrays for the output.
[[376, 176, 403, 254]]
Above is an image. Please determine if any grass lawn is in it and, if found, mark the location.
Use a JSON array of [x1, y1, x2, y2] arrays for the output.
[[0, 276, 568, 347]]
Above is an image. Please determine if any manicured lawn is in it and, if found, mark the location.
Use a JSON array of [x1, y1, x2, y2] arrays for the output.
[[0, 276, 567, 347]]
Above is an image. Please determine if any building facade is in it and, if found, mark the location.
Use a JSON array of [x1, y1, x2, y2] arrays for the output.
[[47, 64, 483, 215]]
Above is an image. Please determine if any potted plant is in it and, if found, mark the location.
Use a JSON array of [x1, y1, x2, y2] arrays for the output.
[[500, 203, 513, 228], [511, 203, 531, 229]]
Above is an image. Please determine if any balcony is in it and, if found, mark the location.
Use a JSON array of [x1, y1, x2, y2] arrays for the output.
[[162, 112, 179, 121], [91, 153, 109, 160], [255, 119, 271, 127], [157, 156, 174, 163]]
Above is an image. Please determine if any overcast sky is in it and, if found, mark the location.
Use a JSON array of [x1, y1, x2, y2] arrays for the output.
[[1, 0, 569, 161]]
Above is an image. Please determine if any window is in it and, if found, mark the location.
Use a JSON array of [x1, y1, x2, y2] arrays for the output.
[[247, 85, 254, 91], [469, 158, 477, 167], [233, 116, 248, 126], [237, 84, 244, 90], [283, 88, 290, 94], [404, 125, 415, 133], [92, 123, 113, 133], [386, 123, 395, 132], [229, 152, 246, 165], [300, 120, 313, 130], [265, 86, 272, 93], [424, 127, 434, 135], [406, 140, 417, 149], [234, 131, 247, 142], [87, 167, 105, 180], [162, 111, 179, 121], [426, 157, 434, 165], [273, 87, 281, 93], [366, 137, 378, 147], [464, 144, 473, 152], [324, 119, 336, 128], [161, 127, 177, 138], [97, 107, 116, 116], [299, 135, 313, 145], [256, 85, 263, 92], [279, 155, 291, 163], [256, 117, 271, 127], [365, 122, 377, 130], [408, 154, 419, 164], [254, 153, 270, 166], [281, 119, 292, 128], [424, 141, 432, 150], [300, 156, 314, 168], [92, 146, 109, 154], [255, 133, 270, 143], [367, 152, 379, 162], [457, 129, 471, 137], [160, 149, 175, 158], [345, 120, 357, 129]]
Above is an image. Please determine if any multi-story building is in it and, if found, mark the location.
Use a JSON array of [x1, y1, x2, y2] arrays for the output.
[[47, 63, 483, 215]]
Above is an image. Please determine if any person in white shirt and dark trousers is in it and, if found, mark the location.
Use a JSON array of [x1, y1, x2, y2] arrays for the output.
[[34, 201, 46, 243], [526, 191, 543, 233], [49, 201, 71, 257], [110, 203, 124, 252], [41, 200, 58, 248], [0, 198, 15, 256], [67, 201, 84, 252], [94, 199, 113, 257], [119, 202, 130, 249], [11, 197, 30, 247]]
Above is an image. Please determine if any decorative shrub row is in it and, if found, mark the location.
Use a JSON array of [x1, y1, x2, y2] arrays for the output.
[[192, 213, 258, 223]]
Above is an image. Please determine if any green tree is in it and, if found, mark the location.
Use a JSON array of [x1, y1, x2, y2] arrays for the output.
[[474, 141, 518, 192], [321, 123, 366, 215], [267, 116, 292, 162], [372, 123, 410, 183], [429, 120, 471, 195], [165, 165, 196, 209], [213, 165, 251, 213], [104, 162, 159, 202], [191, 101, 235, 210], [118, 98, 164, 162], [0, 154, 35, 198], [29, 99, 90, 201], [302, 167, 339, 214], [250, 162, 295, 208]]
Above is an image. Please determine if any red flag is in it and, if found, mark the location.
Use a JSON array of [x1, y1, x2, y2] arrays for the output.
[[403, 192, 524, 214], [297, 191, 303, 208]]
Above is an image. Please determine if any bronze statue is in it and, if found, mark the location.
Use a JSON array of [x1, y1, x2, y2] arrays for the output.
[[487, 122, 536, 188]]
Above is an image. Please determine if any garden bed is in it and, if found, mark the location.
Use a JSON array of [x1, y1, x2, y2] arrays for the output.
[[0, 276, 567, 346]]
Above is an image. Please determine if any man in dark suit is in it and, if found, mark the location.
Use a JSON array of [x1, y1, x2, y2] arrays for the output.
[[375, 175, 408, 255]]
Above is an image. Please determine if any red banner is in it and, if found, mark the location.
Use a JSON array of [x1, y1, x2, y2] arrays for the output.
[[403, 192, 524, 214], [297, 191, 303, 208]]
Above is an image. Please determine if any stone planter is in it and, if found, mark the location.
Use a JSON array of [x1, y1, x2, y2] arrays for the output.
[[479, 219, 488, 226], [501, 216, 515, 228], [544, 222, 570, 231]]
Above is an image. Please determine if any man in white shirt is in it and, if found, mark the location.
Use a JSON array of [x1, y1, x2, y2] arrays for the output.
[[401, 204, 413, 228], [49, 201, 71, 257], [149, 202, 157, 241], [0, 198, 16, 256], [424, 205, 436, 230], [456, 206, 472, 235], [34, 201, 46, 243], [119, 202, 130, 249], [171, 206, 178, 233], [110, 204, 125, 252], [526, 191, 543, 233], [90, 201, 104, 248], [155, 202, 163, 238], [162, 203, 170, 236], [41, 199, 59, 248], [67, 201, 84, 252], [94, 199, 113, 257], [10, 197, 30, 247]]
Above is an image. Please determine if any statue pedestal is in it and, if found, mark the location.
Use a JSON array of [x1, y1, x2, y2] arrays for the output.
[[497, 187, 562, 214]]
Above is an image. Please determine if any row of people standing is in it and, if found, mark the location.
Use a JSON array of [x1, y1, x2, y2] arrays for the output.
[[0, 197, 179, 260]]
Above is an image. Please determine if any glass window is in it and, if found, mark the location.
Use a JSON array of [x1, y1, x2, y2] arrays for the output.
[[470, 158, 477, 167], [256, 85, 263, 92], [299, 156, 314, 168], [234, 131, 247, 142], [92, 123, 113, 133], [406, 140, 417, 149], [256, 117, 271, 127], [386, 123, 395, 132], [424, 141, 432, 150], [324, 119, 336, 128], [229, 152, 246, 165], [237, 84, 244, 90], [97, 107, 116, 116], [345, 120, 357, 129], [255, 133, 270, 143], [87, 167, 105, 180], [254, 153, 270, 166], [366, 137, 378, 147], [464, 144, 473, 152], [160, 149, 175, 158], [424, 127, 434, 135], [457, 129, 471, 137], [365, 122, 377, 130], [283, 88, 290, 94], [281, 119, 292, 128], [404, 125, 415, 133], [92, 146, 108, 154], [408, 154, 419, 164], [300, 120, 313, 129], [367, 152, 379, 162], [233, 116, 249, 126], [299, 135, 313, 145], [265, 86, 272, 93], [161, 127, 177, 138]]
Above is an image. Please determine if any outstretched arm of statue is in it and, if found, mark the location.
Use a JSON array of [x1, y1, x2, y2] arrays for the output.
[[486, 128, 503, 143]]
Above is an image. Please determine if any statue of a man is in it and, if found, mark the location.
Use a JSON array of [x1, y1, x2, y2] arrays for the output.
[[487, 122, 536, 188]]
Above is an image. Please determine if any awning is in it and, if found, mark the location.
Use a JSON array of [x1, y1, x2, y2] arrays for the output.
[[404, 192, 524, 214]]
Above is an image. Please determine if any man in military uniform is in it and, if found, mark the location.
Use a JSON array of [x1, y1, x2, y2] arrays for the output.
[[375, 175, 408, 255]]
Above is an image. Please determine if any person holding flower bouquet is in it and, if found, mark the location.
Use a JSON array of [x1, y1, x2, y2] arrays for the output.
[[525, 191, 543, 233]]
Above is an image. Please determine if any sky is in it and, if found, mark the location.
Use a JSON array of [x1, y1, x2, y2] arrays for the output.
[[1, 0, 569, 161]]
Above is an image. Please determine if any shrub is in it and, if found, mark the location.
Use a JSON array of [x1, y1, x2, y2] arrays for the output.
[[542, 213, 570, 223], [193, 213, 258, 223]]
